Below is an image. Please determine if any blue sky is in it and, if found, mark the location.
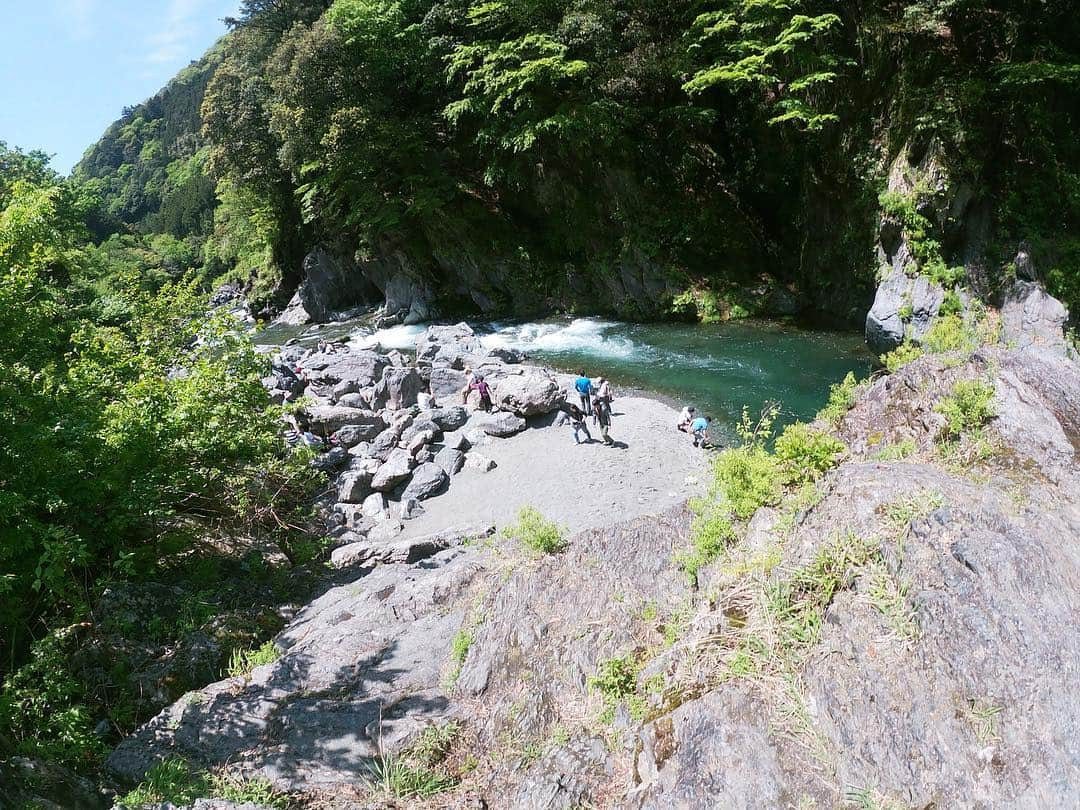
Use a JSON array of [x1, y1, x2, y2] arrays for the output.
[[0, 0, 241, 175]]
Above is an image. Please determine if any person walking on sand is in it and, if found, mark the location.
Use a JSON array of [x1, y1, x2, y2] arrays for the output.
[[575, 371, 593, 415], [567, 404, 592, 444], [690, 414, 712, 448], [594, 394, 614, 445], [677, 405, 696, 432]]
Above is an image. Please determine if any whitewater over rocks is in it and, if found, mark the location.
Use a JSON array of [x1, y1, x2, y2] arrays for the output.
[[106, 310, 1080, 808]]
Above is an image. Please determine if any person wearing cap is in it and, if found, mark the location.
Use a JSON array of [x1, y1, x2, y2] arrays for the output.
[[677, 405, 696, 432]]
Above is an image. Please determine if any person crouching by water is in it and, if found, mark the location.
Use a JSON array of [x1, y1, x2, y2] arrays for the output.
[[574, 371, 593, 415], [568, 404, 592, 444], [690, 414, 712, 448], [593, 393, 614, 445], [677, 405, 696, 432], [468, 374, 493, 411]]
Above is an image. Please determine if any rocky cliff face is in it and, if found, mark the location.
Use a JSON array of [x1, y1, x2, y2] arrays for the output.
[[96, 292, 1080, 808]]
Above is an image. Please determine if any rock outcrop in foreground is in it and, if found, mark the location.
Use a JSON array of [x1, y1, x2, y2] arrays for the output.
[[109, 313, 1079, 808]]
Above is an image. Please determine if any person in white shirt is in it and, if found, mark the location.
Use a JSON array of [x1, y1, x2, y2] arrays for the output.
[[677, 405, 696, 432]]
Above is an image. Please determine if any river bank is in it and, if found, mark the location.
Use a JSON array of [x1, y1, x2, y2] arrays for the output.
[[255, 314, 872, 442]]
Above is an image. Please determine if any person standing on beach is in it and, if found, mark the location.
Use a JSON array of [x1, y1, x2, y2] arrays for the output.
[[575, 371, 593, 415], [594, 394, 614, 445], [596, 376, 612, 407]]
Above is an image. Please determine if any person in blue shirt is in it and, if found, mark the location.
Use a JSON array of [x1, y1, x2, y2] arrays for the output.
[[690, 415, 712, 448], [574, 371, 593, 415]]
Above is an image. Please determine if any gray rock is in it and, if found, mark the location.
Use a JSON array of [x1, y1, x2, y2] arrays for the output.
[[441, 430, 470, 452], [434, 446, 466, 476], [476, 411, 527, 437], [415, 322, 484, 368], [332, 379, 359, 400], [399, 497, 425, 521], [370, 425, 404, 461], [428, 405, 470, 431], [362, 491, 389, 520], [308, 446, 349, 472], [465, 453, 497, 472], [335, 392, 368, 409], [1000, 280, 1069, 356], [492, 370, 563, 416], [294, 247, 378, 323], [406, 430, 435, 457], [301, 350, 390, 389], [429, 365, 469, 403], [332, 423, 382, 448], [400, 418, 442, 446], [401, 462, 449, 502], [513, 738, 610, 810], [415, 449, 433, 464], [488, 346, 526, 364], [303, 406, 385, 436], [370, 448, 416, 492], [337, 470, 372, 504], [371, 366, 425, 411], [865, 270, 945, 355]]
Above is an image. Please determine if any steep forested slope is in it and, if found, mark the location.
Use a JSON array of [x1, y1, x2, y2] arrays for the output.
[[77, 0, 1080, 324]]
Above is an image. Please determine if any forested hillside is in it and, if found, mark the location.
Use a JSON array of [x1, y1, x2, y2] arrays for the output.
[[75, 0, 1080, 323]]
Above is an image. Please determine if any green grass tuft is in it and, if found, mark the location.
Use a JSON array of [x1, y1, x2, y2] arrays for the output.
[[501, 506, 567, 554]]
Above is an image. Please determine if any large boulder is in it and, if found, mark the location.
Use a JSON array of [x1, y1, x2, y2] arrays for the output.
[[434, 446, 466, 476], [865, 272, 945, 356], [415, 322, 485, 368], [492, 370, 564, 416], [1000, 280, 1069, 356], [301, 350, 390, 389], [333, 424, 379, 448], [475, 411, 527, 437], [427, 405, 470, 432], [401, 462, 449, 502], [430, 366, 469, 402], [337, 471, 372, 504], [371, 367, 425, 411], [303, 406, 385, 437], [370, 448, 416, 492]]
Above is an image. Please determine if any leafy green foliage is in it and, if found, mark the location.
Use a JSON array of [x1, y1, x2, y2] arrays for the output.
[[0, 143, 321, 767], [501, 505, 567, 554], [683, 0, 845, 131], [588, 654, 647, 723], [882, 342, 923, 373], [816, 372, 861, 425], [934, 379, 996, 438], [773, 423, 846, 484], [0, 629, 105, 768], [119, 758, 210, 808], [227, 641, 281, 678]]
